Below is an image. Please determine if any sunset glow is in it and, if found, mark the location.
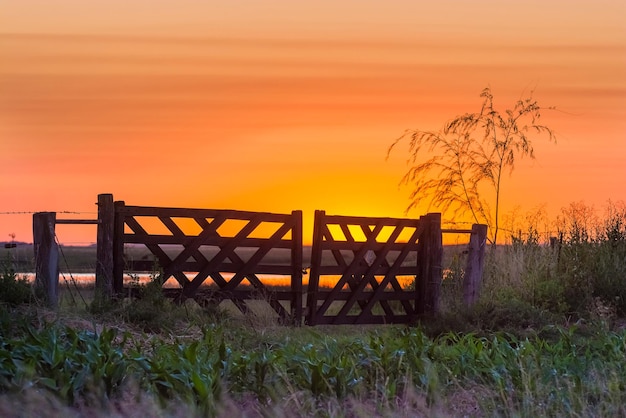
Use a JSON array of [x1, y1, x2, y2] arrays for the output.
[[1, 1, 625, 245]]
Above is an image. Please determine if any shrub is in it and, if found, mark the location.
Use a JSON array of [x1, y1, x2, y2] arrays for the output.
[[0, 258, 32, 306], [554, 201, 626, 316], [124, 278, 179, 332]]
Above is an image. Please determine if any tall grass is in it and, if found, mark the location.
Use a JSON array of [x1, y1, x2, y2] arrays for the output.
[[466, 200, 626, 322]]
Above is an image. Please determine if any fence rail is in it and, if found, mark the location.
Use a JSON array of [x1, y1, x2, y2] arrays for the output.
[[33, 194, 487, 325]]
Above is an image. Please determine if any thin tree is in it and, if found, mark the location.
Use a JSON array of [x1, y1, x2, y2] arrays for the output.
[[388, 87, 556, 245]]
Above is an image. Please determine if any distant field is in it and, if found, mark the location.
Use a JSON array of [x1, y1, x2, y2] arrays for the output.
[[2, 243, 466, 295], [1, 244, 97, 273], [2, 244, 313, 273], [2, 243, 466, 274]]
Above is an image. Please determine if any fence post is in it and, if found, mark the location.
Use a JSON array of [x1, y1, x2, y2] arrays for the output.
[[424, 213, 442, 315], [306, 210, 325, 325], [112, 200, 126, 295], [463, 223, 488, 307], [291, 210, 303, 326], [416, 213, 443, 316], [415, 215, 426, 315], [33, 212, 59, 308], [95, 194, 114, 304]]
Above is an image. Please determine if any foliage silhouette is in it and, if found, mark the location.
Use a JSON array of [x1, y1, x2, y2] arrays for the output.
[[388, 86, 556, 244]]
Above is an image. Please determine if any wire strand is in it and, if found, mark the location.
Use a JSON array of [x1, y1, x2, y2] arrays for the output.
[[0, 211, 97, 215], [54, 232, 89, 309]]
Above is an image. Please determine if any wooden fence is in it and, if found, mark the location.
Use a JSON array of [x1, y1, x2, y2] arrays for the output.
[[33, 194, 487, 325]]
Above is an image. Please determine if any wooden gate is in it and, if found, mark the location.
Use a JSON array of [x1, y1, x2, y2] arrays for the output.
[[306, 211, 442, 325], [112, 202, 303, 324]]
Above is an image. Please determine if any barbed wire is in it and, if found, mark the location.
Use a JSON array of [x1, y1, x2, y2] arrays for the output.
[[498, 227, 561, 236], [54, 231, 89, 308], [0, 211, 97, 215], [441, 221, 475, 226]]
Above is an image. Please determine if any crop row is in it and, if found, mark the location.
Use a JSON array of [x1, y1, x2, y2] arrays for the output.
[[1, 311, 625, 416]]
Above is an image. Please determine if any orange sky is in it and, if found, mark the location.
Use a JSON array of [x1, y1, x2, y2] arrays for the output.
[[1, 0, 625, 245]]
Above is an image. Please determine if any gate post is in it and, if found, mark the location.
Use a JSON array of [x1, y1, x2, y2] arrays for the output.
[[306, 210, 325, 325], [95, 194, 114, 304], [463, 223, 488, 307], [424, 213, 442, 315], [33, 212, 59, 308], [290, 210, 304, 325], [112, 200, 126, 295], [416, 213, 442, 316]]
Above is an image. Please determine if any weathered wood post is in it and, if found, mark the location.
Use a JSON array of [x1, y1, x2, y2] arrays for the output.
[[306, 210, 325, 325], [463, 223, 488, 307], [112, 200, 126, 295], [425, 213, 443, 314], [416, 213, 443, 315], [33, 212, 59, 308], [290, 210, 303, 325], [95, 194, 115, 304]]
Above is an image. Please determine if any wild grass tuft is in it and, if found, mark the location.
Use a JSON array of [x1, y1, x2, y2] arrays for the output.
[[0, 256, 34, 306]]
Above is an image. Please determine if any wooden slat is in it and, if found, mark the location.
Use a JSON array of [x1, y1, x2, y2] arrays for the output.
[[56, 219, 100, 225], [321, 213, 420, 226], [316, 265, 417, 276], [127, 260, 294, 275], [122, 234, 295, 248], [442, 228, 473, 234], [304, 290, 416, 301], [119, 205, 292, 222], [319, 240, 420, 252], [187, 289, 296, 300]]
